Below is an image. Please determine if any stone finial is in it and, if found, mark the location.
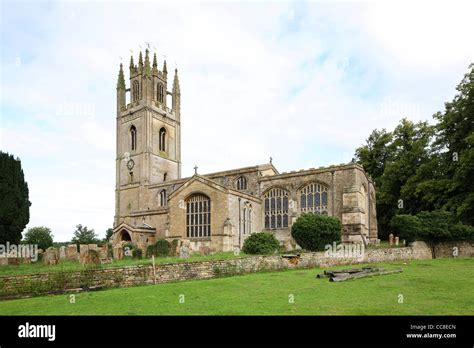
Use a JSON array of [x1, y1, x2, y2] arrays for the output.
[[194, 165, 198, 175], [138, 51, 144, 71], [144, 48, 151, 77], [117, 63, 126, 90], [163, 59, 168, 75], [173, 68, 180, 94], [152, 52, 158, 69], [129, 51, 135, 71]]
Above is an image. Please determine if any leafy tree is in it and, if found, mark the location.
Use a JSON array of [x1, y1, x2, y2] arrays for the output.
[[0, 152, 31, 244], [23, 226, 54, 250], [354, 128, 394, 187], [355, 64, 474, 236], [71, 224, 99, 245], [430, 64, 474, 225], [105, 228, 114, 242], [291, 213, 341, 251]]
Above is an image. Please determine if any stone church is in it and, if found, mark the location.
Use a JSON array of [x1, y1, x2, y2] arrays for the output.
[[112, 49, 378, 253]]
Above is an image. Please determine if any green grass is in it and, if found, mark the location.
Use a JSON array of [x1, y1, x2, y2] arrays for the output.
[[0, 258, 472, 315], [0, 252, 249, 277]]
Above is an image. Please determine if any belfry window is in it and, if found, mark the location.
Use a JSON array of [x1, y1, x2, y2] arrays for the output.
[[264, 188, 289, 229], [130, 126, 137, 151], [300, 183, 329, 214], [160, 190, 167, 207], [159, 127, 166, 152], [186, 194, 211, 238], [236, 176, 247, 190], [132, 80, 140, 101], [157, 83, 164, 103]]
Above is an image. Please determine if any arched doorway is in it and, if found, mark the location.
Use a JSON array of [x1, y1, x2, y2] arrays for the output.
[[120, 230, 132, 242]]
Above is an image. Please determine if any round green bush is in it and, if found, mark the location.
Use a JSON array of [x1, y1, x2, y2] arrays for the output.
[[132, 248, 143, 259], [155, 239, 170, 257], [242, 232, 280, 255], [291, 213, 341, 251], [146, 244, 156, 258]]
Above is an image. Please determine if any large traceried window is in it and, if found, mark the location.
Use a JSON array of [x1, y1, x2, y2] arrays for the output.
[[157, 83, 164, 103], [186, 194, 211, 238], [300, 183, 328, 214], [242, 202, 252, 234], [132, 80, 140, 101], [160, 190, 167, 207], [236, 176, 247, 190], [264, 188, 289, 229], [130, 125, 137, 151], [159, 127, 166, 152]]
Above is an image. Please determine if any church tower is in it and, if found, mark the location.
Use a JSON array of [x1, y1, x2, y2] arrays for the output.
[[115, 49, 181, 226]]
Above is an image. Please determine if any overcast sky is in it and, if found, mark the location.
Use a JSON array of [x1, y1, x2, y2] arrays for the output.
[[1, 0, 473, 242]]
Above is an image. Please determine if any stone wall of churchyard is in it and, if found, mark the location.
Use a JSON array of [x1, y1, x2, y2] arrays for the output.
[[0, 241, 472, 300]]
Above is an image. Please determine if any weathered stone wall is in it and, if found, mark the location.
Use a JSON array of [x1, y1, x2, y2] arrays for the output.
[[3, 241, 464, 300]]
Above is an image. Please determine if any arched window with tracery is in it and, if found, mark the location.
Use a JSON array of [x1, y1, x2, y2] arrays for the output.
[[242, 202, 252, 234], [159, 127, 166, 152], [160, 190, 167, 207], [236, 176, 247, 190], [130, 125, 137, 151], [264, 188, 289, 229], [300, 183, 329, 214], [132, 80, 140, 101], [157, 83, 164, 103], [186, 193, 211, 238]]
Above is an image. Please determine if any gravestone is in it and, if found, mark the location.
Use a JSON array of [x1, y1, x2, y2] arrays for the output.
[[79, 244, 89, 258], [43, 247, 59, 265], [395, 237, 399, 246], [59, 246, 66, 260], [66, 245, 78, 260], [113, 246, 123, 260], [179, 240, 192, 259], [389, 233, 394, 246], [81, 249, 101, 265]]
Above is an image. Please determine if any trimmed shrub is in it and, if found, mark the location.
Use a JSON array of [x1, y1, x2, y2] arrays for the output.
[[291, 213, 341, 251], [155, 239, 170, 257], [132, 248, 143, 259], [390, 214, 422, 243], [242, 232, 280, 255], [146, 245, 156, 258]]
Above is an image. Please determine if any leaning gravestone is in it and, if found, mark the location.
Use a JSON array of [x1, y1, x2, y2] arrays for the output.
[[81, 249, 101, 265], [43, 247, 59, 265]]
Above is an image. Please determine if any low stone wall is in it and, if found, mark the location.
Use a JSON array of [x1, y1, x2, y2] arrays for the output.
[[0, 241, 470, 300]]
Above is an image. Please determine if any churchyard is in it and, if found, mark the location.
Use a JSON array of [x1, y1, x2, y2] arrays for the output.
[[0, 258, 472, 315]]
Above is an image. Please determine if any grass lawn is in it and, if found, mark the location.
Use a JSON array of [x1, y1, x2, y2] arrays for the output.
[[0, 252, 249, 277], [0, 258, 472, 315]]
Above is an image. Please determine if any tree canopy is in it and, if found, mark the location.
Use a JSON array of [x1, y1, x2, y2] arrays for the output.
[[23, 226, 54, 250], [71, 224, 99, 245], [355, 64, 474, 237], [0, 152, 31, 244]]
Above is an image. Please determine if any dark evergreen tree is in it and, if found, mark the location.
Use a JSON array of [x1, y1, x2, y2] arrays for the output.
[[0, 152, 31, 244]]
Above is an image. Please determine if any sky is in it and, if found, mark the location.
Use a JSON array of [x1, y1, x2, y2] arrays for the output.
[[0, 0, 473, 242]]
